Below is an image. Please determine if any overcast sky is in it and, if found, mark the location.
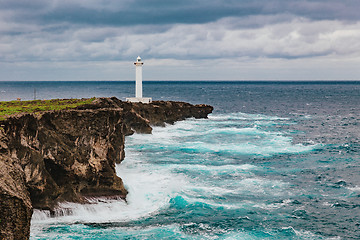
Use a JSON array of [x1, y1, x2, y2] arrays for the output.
[[1, 0, 360, 81]]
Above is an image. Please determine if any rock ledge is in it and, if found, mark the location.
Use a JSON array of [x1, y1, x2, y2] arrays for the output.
[[0, 97, 213, 240]]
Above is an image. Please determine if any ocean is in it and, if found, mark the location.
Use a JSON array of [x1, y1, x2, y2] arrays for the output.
[[1, 81, 359, 239]]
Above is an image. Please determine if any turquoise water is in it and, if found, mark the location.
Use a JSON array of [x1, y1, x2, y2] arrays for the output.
[[2, 81, 358, 239]]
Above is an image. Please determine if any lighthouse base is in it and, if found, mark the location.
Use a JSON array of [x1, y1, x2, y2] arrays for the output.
[[126, 97, 152, 104]]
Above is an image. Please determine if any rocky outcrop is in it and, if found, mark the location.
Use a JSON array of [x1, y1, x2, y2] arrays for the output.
[[0, 97, 213, 240], [0, 132, 33, 240], [76, 97, 214, 127]]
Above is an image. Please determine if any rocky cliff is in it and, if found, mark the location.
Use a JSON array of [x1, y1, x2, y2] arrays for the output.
[[0, 97, 213, 240]]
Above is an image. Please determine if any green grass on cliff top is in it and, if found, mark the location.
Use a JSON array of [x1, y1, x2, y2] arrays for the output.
[[0, 98, 95, 120]]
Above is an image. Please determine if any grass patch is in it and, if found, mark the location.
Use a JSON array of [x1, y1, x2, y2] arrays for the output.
[[0, 98, 96, 120]]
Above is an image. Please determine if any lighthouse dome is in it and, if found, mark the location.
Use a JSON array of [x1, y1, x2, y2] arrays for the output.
[[137, 56, 142, 62]]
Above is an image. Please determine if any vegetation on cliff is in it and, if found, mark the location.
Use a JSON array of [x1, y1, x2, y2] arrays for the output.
[[0, 98, 95, 120], [0, 97, 213, 240]]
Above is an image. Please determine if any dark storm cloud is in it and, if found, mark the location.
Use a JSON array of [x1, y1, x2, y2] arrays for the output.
[[1, 0, 360, 75], [0, 0, 47, 10], [38, 2, 258, 26], [2, 0, 360, 28]]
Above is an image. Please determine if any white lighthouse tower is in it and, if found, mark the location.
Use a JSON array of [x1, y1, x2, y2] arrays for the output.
[[126, 56, 152, 103]]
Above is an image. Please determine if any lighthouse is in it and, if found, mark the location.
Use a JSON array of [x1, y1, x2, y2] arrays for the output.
[[126, 56, 152, 103], [135, 56, 143, 98]]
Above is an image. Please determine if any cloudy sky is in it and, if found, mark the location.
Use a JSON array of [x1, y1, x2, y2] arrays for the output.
[[1, 0, 360, 81]]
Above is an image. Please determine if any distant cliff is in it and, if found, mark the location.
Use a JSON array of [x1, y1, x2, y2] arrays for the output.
[[0, 97, 213, 240]]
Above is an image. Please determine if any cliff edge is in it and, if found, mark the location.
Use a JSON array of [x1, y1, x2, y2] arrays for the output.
[[0, 97, 213, 240]]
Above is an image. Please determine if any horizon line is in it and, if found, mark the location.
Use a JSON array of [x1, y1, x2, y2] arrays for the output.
[[0, 80, 359, 84]]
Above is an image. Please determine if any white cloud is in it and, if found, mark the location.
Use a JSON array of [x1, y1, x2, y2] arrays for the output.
[[3, 16, 360, 61], [1, 12, 360, 80]]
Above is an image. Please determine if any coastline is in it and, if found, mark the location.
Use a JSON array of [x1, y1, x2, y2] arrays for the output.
[[0, 97, 213, 240]]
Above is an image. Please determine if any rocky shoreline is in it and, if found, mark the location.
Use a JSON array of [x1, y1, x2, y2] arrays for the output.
[[0, 97, 213, 240]]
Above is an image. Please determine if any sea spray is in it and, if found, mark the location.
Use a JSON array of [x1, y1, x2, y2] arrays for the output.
[[31, 112, 322, 239], [15, 81, 358, 239]]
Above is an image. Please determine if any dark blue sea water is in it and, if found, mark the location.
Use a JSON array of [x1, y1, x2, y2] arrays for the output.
[[1, 81, 359, 239]]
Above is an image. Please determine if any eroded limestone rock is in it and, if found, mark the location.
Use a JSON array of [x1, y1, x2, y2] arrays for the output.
[[0, 97, 213, 239]]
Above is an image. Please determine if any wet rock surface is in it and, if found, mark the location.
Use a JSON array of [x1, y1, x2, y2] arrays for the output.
[[0, 97, 213, 240]]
